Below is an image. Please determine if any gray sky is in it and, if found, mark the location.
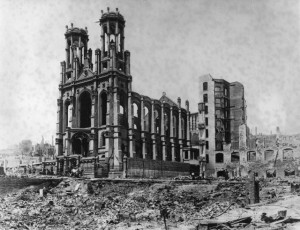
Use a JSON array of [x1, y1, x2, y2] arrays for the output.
[[0, 0, 300, 148]]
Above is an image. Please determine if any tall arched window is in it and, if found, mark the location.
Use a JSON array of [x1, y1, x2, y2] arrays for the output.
[[64, 101, 70, 131], [164, 112, 169, 137], [100, 92, 107, 125], [154, 110, 160, 133], [133, 103, 139, 117], [173, 115, 177, 137], [133, 103, 139, 130], [101, 132, 106, 147], [181, 118, 185, 139], [144, 106, 150, 132], [79, 92, 91, 128]]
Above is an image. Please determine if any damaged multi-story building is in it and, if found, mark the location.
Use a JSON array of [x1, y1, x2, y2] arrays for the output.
[[54, 8, 207, 178], [197, 74, 249, 177], [197, 74, 300, 178]]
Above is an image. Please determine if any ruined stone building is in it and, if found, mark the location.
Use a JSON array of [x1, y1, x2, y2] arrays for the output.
[[197, 74, 248, 177], [55, 9, 205, 178]]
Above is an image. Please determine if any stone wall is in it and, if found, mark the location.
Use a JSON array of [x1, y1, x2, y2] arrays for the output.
[[205, 146, 300, 179], [0, 178, 62, 195]]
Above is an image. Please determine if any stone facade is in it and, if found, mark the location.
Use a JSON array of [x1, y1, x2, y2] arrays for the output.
[[55, 9, 203, 178]]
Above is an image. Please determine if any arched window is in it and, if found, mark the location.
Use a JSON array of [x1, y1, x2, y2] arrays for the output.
[[100, 92, 107, 126], [181, 118, 185, 139], [216, 153, 224, 163], [154, 110, 160, 133], [133, 103, 139, 130], [120, 105, 124, 114], [164, 112, 169, 137], [133, 103, 139, 118], [79, 92, 91, 128], [64, 101, 70, 131], [173, 115, 177, 137], [101, 132, 106, 147], [144, 106, 150, 132]]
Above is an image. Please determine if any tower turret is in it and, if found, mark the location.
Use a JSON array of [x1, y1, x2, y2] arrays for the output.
[[98, 8, 129, 74], [64, 24, 89, 80]]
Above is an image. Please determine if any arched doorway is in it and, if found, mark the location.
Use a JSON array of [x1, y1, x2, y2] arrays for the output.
[[79, 92, 92, 128], [72, 132, 90, 157]]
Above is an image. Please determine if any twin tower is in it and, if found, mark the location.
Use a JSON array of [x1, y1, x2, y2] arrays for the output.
[[55, 8, 193, 177]]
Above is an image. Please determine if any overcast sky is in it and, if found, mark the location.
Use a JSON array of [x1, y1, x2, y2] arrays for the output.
[[0, 0, 300, 148]]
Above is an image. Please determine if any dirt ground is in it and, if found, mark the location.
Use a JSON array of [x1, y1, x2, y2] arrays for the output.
[[0, 177, 299, 230]]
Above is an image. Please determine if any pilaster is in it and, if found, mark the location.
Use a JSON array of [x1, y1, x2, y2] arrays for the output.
[[161, 102, 166, 161], [113, 76, 121, 170], [151, 100, 157, 160], [170, 107, 175, 161], [186, 100, 191, 159], [56, 98, 63, 156], [141, 97, 147, 159], [128, 84, 134, 158], [178, 98, 183, 162]]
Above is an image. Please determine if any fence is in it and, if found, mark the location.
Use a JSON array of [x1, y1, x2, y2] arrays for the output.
[[126, 158, 190, 178]]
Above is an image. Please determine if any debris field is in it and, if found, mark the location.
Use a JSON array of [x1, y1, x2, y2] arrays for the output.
[[0, 177, 300, 230]]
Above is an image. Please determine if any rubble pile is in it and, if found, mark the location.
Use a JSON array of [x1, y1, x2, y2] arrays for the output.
[[0, 178, 253, 229]]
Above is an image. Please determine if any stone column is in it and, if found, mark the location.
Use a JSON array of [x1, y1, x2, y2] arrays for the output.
[[178, 98, 183, 162], [110, 42, 116, 70], [70, 36, 74, 68], [63, 158, 68, 175], [115, 21, 119, 53], [170, 107, 175, 161], [141, 97, 146, 159], [95, 49, 101, 74], [186, 100, 191, 159], [79, 37, 82, 65], [151, 101, 156, 160], [68, 96, 74, 128], [56, 98, 63, 156], [125, 51, 131, 75], [121, 28, 124, 53], [74, 57, 79, 79], [113, 77, 121, 170], [106, 79, 113, 160], [128, 82, 134, 158], [107, 21, 110, 54], [65, 36, 69, 67], [66, 130, 72, 156], [101, 25, 105, 59], [90, 90, 97, 156], [161, 102, 166, 161]]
